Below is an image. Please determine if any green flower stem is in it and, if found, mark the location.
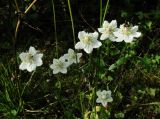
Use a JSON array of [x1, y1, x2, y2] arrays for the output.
[[21, 71, 36, 96], [100, 0, 103, 26], [80, 92, 84, 119], [51, 0, 58, 58], [102, 0, 110, 25], [67, 0, 76, 46]]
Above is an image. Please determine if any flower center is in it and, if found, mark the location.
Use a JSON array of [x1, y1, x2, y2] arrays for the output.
[[105, 27, 113, 34], [121, 26, 131, 36], [56, 61, 64, 69], [82, 36, 92, 44], [26, 53, 34, 63], [101, 95, 106, 100]]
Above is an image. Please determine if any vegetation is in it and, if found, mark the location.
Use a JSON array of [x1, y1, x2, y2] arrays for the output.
[[1, 0, 160, 118]]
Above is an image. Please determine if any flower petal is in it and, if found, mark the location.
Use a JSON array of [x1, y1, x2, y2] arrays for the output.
[[78, 31, 86, 40], [96, 98, 101, 103], [92, 32, 99, 39], [19, 62, 28, 70], [27, 64, 36, 72], [60, 68, 67, 74], [19, 52, 27, 61], [100, 33, 109, 40], [93, 40, 102, 48], [75, 42, 84, 49], [34, 54, 43, 66], [53, 69, 59, 74], [133, 32, 141, 38], [110, 20, 117, 28], [131, 26, 138, 33], [84, 45, 93, 54], [29, 46, 37, 55], [98, 28, 105, 33], [103, 21, 109, 27], [101, 101, 108, 107]]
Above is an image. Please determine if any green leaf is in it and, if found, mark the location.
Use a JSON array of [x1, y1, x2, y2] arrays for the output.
[[11, 110, 17, 116], [115, 112, 125, 118], [107, 76, 113, 81], [108, 64, 116, 71]]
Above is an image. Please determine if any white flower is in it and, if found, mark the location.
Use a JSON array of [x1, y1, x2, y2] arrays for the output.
[[75, 31, 102, 54], [19, 46, 43, 72], [50, 56, 69, 74], [63, 48, 82, 65], [98, 20, 118, 41], [96, 90, 113, 107], [113, 24, 141, 43]]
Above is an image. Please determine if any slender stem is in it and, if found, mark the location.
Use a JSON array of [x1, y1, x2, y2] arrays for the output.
[[51, 0, 58, 58], [14, 0, 20, 12], [80, 93, 84, 119], [15, 20, 21, 41], [24, 0, 37, 14], [102, 0, 110, 24], [21, 71, 35, 96], [125, 102, 160, 111], [67, 0, 76, 46], [100, 0, 103, 26]]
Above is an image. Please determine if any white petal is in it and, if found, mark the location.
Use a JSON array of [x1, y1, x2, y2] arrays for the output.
[[102, 90, 108, 95], [84, 45, 93, 54], [27, 64, 36, 72], [109, 36, 116, 41], [64, 61, 70, 67], [77, 53, 82, 59], [131, 26, 138, 33], [92, 32, 99, 39], [29, 46, 37, 55], [68, 48, 74, 53], [115, 37, 124, 42], [53, 69, 59, 74], [19, 52, 27, 61], [62, 54, 68, 60], [133, 32, 141, 38], [103, 21, 109, 27], [100, 33, 109, 40], [96, 98, 101, 103], [50, 64, 54, 69], [38, 53, 43, 58], [60, 68, 67, 74], [102, 101, 108, 107], [110, 20, 117, 28], [19, 62, 28, 70], [34, 54, 43, 66], [98, 28, 105, 33], [59, 56, 66, 62], [124, 36, 134, 43], [35, 59, 43, 66], [75, 42, 84, 49], [113, 31, 122, 37], [74, 54, 81, 63], [96, 91, 101, 97], [93, 40, 102, 48], [106, 90, 111, 95], [78, 31, 86, 40], [106, 97, 113, 102], [53, 59, 59, 64]]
